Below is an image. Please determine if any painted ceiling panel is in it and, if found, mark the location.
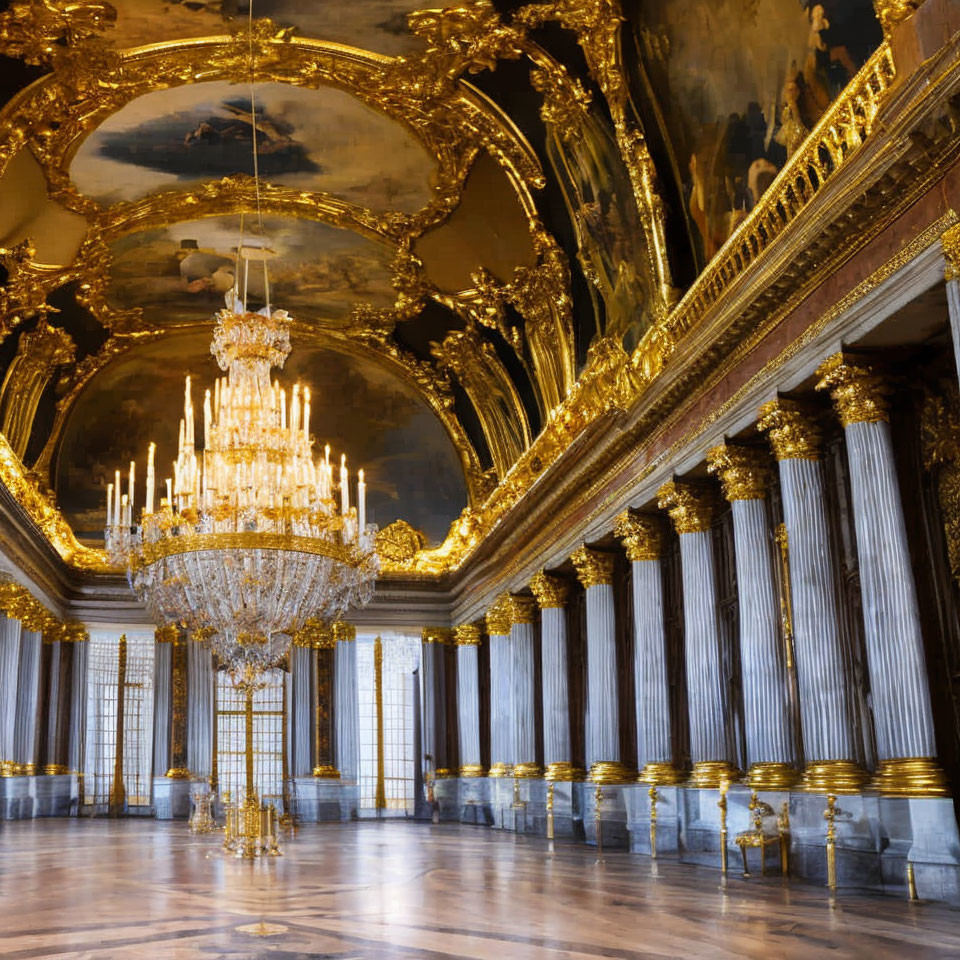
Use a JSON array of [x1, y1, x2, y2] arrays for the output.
[[69, 81, 437, 212]]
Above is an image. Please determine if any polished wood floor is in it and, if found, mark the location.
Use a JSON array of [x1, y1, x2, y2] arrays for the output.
[[0, 820, 958, 959]]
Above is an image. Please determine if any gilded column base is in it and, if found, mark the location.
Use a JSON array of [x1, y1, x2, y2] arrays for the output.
[[459, 764, 485, 778], [21, 763, 35, 776], [165, 767, 192, 780], [746, 762, 801, 790], [513, 762, 543, 779], [545, 761, 585, 782], [434, 768, 455, 779], [488, 762, 515, 778], [638, 761, 685, 786], [0, 760, 17, 777], [312, 764, 341, 779], [870, 757, 951, 797], [687, 761, 741, 789], [588, 761, 635, 784], [801, 760, 870, 794], [42, 764, 68, 775]]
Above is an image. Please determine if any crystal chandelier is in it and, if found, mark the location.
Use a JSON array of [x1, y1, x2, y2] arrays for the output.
[[104, 263, 379, 680]]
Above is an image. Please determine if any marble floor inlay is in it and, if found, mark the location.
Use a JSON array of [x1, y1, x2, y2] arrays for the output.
[[0, 820, 959, 959]]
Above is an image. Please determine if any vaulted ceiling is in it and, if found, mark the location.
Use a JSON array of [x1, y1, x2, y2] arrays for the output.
[[0, 0, 885, 570]]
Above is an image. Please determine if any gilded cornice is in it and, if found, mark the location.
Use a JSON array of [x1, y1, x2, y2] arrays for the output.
[[815, 353, 891, 427], [0, 573, 86, 642], [453, 623, 482, 646], [613, 510, 662, 562], [757, 399, 822, 462], [485, 595, 513, 636], [706, 445, 772, 502], [529, 570, 569, 608], [422, 626, 453, 645], [570, 545, 615, 588], [656, 481, 713, 535], [506, 594, 537, 625], [332, 621, 357, 644]]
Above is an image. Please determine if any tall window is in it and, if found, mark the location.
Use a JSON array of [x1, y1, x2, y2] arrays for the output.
[[83, 631, 154, 809], [357, 633, 419, 815], [215, 668, 286, 807]]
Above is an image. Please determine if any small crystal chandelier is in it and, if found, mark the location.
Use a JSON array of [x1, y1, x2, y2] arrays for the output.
[[104, 246, 379, 680]]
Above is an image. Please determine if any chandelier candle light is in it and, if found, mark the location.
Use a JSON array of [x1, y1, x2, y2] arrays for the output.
[[104, 260, 379, 682]]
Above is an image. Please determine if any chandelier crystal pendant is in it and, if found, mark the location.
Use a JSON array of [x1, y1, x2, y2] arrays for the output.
[[104, 249, 379, 681]]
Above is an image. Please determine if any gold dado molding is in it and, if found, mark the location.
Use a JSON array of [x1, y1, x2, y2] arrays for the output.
[[613, 510, 662, 562], [756, 399, 823, 462], [506, 594, 537, 625], [706, 445, 772, 502], [453, 623, 482, 646], [815, 352, 891, 427], [485, 595, 513, 637], [529, 570, 569, 609], [421, 627, 453, 645], [656, 481, 713, 535], [570, 545, 615, 588]]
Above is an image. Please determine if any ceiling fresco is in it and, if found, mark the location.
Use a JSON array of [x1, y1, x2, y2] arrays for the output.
[[629, 0, 882, 263], [104, 215, 396, 329], [55, 331, 468, 545], [106, 0, 429, 56], [69, 81, 437, 212]]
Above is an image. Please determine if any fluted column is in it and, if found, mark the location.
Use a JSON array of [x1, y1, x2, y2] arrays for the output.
[[15, 628, 42, 774], [571, 547, 629, 783], [68, 638, 87, 774], [817, 354, 947, 796], [312, 622, 340, 778], [487, 597, 514, 777], [454, 624, 483, 776], [290, 641, 314, 777], [421, 628, 452, 776], [758, 399, 868, 792], [530, 572, 580, 781], [707, 446, 799, 789], [657, 483, 740, 787], [613, 512, 683, 785], [0, 616, 22, 776], [507, 596, 540, 778], [334, 622, 359, 782], [187, 639, 214, 781], [153, 627, 174, 781]]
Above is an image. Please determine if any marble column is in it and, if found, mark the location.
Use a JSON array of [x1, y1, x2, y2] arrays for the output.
[[14, 628, 42, 774], [186, 639, 214, 781], [571, 547, 629, 783], [613, 512, 683, 785], [420, 628, 450, 777], [153, 629, 173, 781], [454, 625, 483, 776], [530, 572, 580, 781], [508, 597, 540, 778], [657, 483, 740, 787], [758, 398, 868, 792], [333, 622, 358, 782], [67, 638, 87, 774], [43, 640, 64, 773], [943, 226, 960, 385], [817, 354, 947, 796], [290, 641, 314, 777], [486, 597, 514, 778], [707, 445, 799, 789], [0, 616, 22, 775]]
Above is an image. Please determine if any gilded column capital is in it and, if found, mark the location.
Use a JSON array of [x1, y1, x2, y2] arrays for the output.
[[529, 571, 569, 609], [873, 0, 923, 38], [570, 545, 615, 588], [614, 510, 662, 561], [656, 481, 713, 534], [757, 398, 822, 461], [485, 595, 513, 636], [155, 625, 178, 644], [943, 224, 960, 282], [422, 627, 453, 645], [706, 444, 772, 501], [332, 621, 356, 644], [453, 623, 482, 646], [506, 595, 537, 625], [815, 352, 890, 427]]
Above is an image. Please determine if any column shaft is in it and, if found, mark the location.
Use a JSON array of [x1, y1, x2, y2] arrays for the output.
[[488, 632, 513, 776], [584, 584, 620, 774], [510, 620, 539, 776], [420, 640, 439, 773], [334, 639, 359, 782], [67, 641, 87, 774], [186, 640, 214, 780], [290, 644, 313, 777], [540, 607, 573, 774], [153, 640, 172, 779], [14, 629, 41, 773], [456, 643, 482, 773], [0, 616, 22, 773]]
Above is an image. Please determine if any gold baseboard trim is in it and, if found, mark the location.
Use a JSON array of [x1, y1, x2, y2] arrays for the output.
[[459, 764, 485, 778], [545, 761, 585, 782], [588, 761, 635, 784], [870, 757, 951, 797], [434, 768, 455, 779], [638, 761, 685, 786], [801, 760, 870, 794], [165, 767, 192, 780], [312, 765, 341, 779], [488, 762, 515, 779], [43, 764, 68, 776], [513, 762, 543, 779], [746, 762, 801, 790], [687, 761, 741, 789]]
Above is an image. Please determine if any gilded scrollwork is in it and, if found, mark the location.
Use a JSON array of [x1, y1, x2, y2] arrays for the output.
[[0, 0, 116, 67], [375, 520, 428, 565]]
